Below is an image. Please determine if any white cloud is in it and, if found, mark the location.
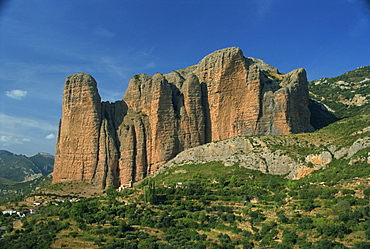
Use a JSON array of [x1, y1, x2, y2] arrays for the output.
[[6, 89, 28, 99], [45, 133, 55, 139], [0, 135, 12, 143], [0, 135, 30, 146]]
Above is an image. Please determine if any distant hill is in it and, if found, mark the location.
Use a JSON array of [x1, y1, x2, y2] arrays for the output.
[[29, 152, 54, 175], [0, 150, 54, 184], [309, 66, 370, 129], [0, 150, 53, 203]]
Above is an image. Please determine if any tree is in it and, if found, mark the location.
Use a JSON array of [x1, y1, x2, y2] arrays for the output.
[[69, 231, 78, 238], [217, 233, 231, 244], [365, 228, 370, 240], [354, 241, 370, 249], [301, 198, 315, 211], [248, 210, 265, 223], [276, 210, 289, 224], [298, 217, 314, 230], [274, 244, 292, 249], [144, 180, 157, 204], [198, 210, 207, 223], [363, 188, 370, 197], [335, 200, 351, 212], [240, 240, 254, 249], [106, 185, 117, 197], [282, 230, 297, 245], [315, 239, 347, 249]]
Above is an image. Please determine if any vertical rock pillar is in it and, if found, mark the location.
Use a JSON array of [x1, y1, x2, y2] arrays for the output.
[[53, 73, 102, 184]]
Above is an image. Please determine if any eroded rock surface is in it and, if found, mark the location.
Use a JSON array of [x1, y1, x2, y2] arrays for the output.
[[53, 47, 314, 188]]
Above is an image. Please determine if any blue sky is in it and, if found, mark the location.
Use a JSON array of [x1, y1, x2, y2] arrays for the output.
[[0, 0, 369, 156]]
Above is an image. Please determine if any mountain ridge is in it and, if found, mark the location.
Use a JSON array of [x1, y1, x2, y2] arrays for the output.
[[0, 150, 54, 184]]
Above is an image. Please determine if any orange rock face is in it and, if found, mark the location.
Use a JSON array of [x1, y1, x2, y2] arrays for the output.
[[53, 47, 314, 188], [53, 73, 102, 186]]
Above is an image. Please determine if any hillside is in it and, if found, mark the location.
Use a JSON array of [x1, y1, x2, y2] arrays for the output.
[[0, 151, 54, 203], [309, 66, 370, 122], [0, 150, 54, 183], [0, 175, 52, 203], [0, 165, 369, 248], [29, 152, 54, 175], [155, 114, 370, 182]]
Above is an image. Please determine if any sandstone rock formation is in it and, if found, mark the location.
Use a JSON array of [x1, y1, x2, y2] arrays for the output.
[[53, 47, 314, 188]]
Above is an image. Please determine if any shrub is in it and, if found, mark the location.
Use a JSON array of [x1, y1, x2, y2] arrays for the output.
[[365, 228, 370, 240], [315, 239, 348, 249], [354, 241, 370, 249], [282, 230, 297, 244], [274, 243, 292, 249], [298, 217, 314, 230], [248, 210, 265, 223], [363, 188, 370, 197]]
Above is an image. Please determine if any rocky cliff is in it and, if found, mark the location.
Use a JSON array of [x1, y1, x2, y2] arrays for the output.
[[53, 47, 314, 188]]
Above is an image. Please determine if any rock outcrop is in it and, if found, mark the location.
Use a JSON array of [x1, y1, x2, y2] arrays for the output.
[[53, 47, 314, 188], [154, 136, 312, 180], [155, 134, 370, 181]]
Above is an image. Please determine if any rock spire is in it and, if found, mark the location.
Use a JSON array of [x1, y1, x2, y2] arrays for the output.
[[53, 47, 314, 188]]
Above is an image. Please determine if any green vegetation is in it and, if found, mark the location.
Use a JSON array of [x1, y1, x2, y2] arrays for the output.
[[262, 70, 283, 83], [309, 66, 370, 119], [1, 158, 369, 248], [0, 175, 52, 204]]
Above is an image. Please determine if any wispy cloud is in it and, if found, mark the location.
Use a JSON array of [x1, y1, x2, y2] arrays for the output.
[[94, 27, 116, 38], [253, 0, 274, 20], [1, 16, 158, 88], [5, 89, 28, 99], [0, 113, 57, 154], [0, 113, 57, 132], [45, 133, 55, 140]]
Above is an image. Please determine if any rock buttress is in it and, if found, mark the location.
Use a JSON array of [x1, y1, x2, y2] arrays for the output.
[[53, 73, 129, 188], [53, 47, 314, 188]]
